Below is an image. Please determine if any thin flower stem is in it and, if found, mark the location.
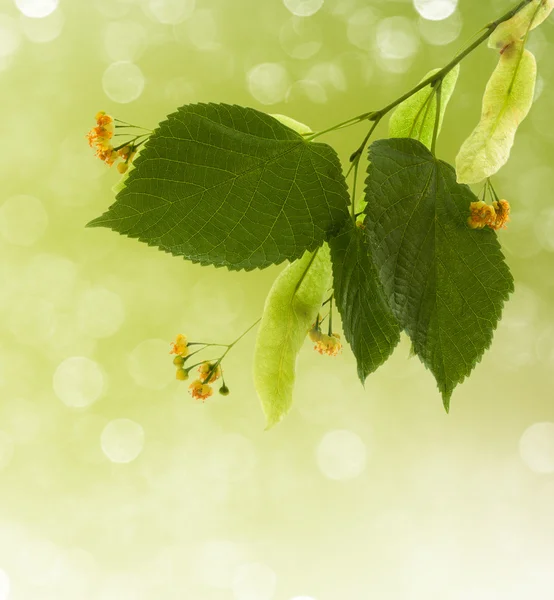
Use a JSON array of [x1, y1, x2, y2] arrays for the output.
[[328, 295, 334, 336]]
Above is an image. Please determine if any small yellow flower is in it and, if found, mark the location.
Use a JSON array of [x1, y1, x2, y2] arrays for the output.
[[189, 379, 213, 402], [314, 333, 342, 357], [490, 199, 510, 230], [468, 200, 496, 229], [198, 361, 222, 384], [468, 199, 510, 231], [170, 334, 189, 358]]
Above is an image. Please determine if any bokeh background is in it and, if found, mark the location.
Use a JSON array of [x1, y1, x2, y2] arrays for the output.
[[0, 0, 554, 598]]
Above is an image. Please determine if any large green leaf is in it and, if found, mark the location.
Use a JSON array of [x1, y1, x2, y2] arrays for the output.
[[88, 103, 350, 271], [253, 246, 332, 429], [330, 220, 401, 383], [388, 65, 460, 150], [456, 42, 536, 185], [488, 0, 554, 50], [364, 138, 514, 409]]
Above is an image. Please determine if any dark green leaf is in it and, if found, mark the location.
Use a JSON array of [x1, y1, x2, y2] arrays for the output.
[[330, 220, 401, 383], [364, 138, 514, 409], [88, 103, 350, 271]]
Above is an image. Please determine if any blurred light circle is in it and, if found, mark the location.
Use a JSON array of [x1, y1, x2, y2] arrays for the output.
[[127, 339, 171, 390], [0, 432, 14, 471], [103, 21, 146, 62], [286, 79, 327, 104], [413, 0, 457, 21], [0, 568, 9, 600], [148, 0, 195, 24], [77, 287, 125, 339], [0, 195, 48, 246], [53, 356, 105, 408], [178, 9, 220, 51], [376, 16, 420, 60], [20, 9, 64, 43], [232, 563, 277, 600], [102, 61, 145, 104], [0, 15, 20, 58], [347, 7, 378, 51], [101, 418, 145, 464], [316, 430, 367, 480], [418, 12, 462, 46], [247, 63, 290, 105], [283, 0, 324, 17], [15, 0, 58, 18], [279, 17, 322, 60], [519, 422, 554, 474]]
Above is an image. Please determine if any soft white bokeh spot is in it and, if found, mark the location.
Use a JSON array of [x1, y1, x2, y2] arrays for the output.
[[247, 63, 290, 105], [147, 0, 195, 24], [77, 287, 125, 339], [347, 8, 378, 51], [103, 21, 146, 62], [413, 0, 457, 21], [0, 16, 20, 62], [279, 17, 322, 60], [101, 418, 145, 464], [283, 0, 324, 17], [127, 339, 170, 390], [316, 430, 367, 480], [0, 431, 14, 471], [376, 16, 420, 60], [15, 0, 59, 18], [519, 422, 554, 474], [20, 9, 64, 43], [102, 61, 145, 103], [0, 195, 48, 246], [0, 569, 10, 600], [53, 357, 105, 408], [199, 540, 244, 589], [418, 11, 462, 46], [232, 563, 277, 600], [183, 9, 220, 51], [286, 79, 327, 104]]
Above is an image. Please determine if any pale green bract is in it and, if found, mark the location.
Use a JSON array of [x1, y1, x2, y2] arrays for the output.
[[388, 65, 460, 150], [455, 42, 536, 185], [253, 246, 332, 429], [270, 114, 313, 136], [488, 0, 554, 50]]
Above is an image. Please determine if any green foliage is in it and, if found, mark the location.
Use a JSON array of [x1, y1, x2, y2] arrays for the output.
[[88, 103, 350, 271], [456, 42, 536, 184], [489, 0, 554, 49], [253, 246, 332, 429], [329, 220, 400, 383], [364, 138, 514, 409], [388, 65, 460, 150]]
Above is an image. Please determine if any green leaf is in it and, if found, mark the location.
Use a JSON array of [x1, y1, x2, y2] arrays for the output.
[[388, 65, 460, 150], [88, 103, 350, 271], [364, 138, 514, 409], [253, 246, 332, 428], [330, 220, 401, 383], [489, 0, 554, 50], [270, 113, 313, 136], [456, 42, 536, 185]]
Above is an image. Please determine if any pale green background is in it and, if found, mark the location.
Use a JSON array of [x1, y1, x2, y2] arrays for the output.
[[0, 0, 554, 598]]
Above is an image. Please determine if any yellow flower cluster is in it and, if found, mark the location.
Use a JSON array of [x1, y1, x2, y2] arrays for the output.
[[468, 199, 510, 231], [308, 324, 342, 357], [86, 111, 136, 173], [190, 361, 222, 401]]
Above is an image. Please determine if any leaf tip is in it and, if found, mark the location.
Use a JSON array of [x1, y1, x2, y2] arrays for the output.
[[442, 393, 451, 414]]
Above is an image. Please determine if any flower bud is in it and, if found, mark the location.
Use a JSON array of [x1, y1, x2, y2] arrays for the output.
[[176, 368, 189, 381], [173, 355, 185, 367], [219, 385, 230, 396]]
